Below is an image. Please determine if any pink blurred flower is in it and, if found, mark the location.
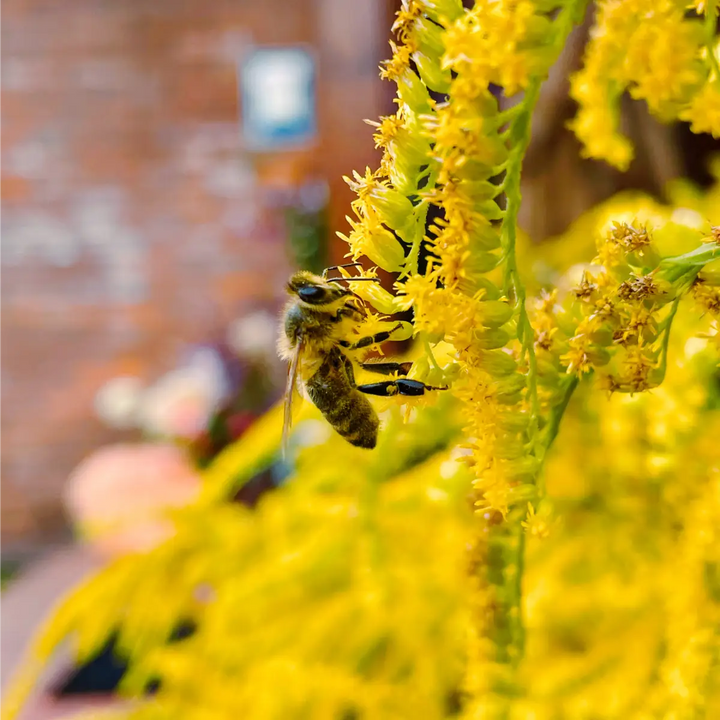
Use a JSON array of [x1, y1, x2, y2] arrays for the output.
[[64, 444, 200, 558], [136, 349, 230, 439]]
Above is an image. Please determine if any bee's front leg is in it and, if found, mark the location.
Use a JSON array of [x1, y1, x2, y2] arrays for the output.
[[339, 323, 405, 350], [358, 361, 413, 377], [356, 379, 448, 397]]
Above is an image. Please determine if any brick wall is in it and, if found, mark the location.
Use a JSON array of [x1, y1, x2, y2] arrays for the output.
[[1, 0, 389, 555]]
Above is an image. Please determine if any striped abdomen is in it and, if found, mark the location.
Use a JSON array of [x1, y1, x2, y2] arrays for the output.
[[306, 348, 379, 449]]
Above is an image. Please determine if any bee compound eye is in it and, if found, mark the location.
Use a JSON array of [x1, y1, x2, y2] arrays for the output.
[[298, 286, 327, 303]]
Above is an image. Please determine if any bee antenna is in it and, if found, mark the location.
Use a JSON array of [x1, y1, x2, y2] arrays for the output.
[[327, 277, 381, 283], [322, 262, 363, 279]]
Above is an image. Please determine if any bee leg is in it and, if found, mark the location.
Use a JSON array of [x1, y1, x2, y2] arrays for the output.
[[339, 323, 405, 350], [356, 379, 448, 397], [331, 298, 365, 323], [358, 361, 413, 377]]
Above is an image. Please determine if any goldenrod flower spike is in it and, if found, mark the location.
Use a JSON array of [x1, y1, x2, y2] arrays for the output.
[[569, 0, 720, 169]]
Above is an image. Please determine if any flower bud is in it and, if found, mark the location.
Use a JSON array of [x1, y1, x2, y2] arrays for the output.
[[413, 52, 452, 94], [554, 305, 584, 336], [493, 435, 527, 460], [477, 279, 504, 302], [587, 325, 614, 346], [496, 411, 531, 433], [626, 246, 661, 272], [350, 282, 411, 315], [390, 321, 415, 342], [420, 0, 464, 23], [409, 356, 459, 387], [451, 159, 497, 182], [493, 373, 527, 395], [536, 357, 560, 385], [473, 327, 511, 350], [463, 250, 501, 276], [476, 300, 514, 327], [476, 201, 505, 222], [504, 458, 540, 484], [344, 170, 415, 234], [397, 69, 432, 114], [587, 346, 611, 367], [386, 152, 423, 196], [698, 258, 720, 286], [476, 349, 517, 377], [523, 14, 555, 46], [338, 220, 406, 274], [372, 187, 416, 233], [495, 391, 523, 406], [387, 125, 432, 169]]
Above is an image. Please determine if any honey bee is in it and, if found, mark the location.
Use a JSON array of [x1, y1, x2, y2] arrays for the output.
[[278, 263, 446, 452]]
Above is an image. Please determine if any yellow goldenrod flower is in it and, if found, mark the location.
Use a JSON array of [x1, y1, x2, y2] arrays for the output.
[[337, 213, 407, 273], [569, 0, 712, 168], [679, 79, 720, 137]]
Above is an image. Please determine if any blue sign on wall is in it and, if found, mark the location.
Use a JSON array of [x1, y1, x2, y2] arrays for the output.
[[240, 46, 317, 151]]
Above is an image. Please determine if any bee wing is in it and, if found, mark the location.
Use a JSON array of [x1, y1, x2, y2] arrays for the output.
[[282, 339, 304, 458]]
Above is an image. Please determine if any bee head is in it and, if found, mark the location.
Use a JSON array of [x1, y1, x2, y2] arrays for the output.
[[287, 271, 349, 309]]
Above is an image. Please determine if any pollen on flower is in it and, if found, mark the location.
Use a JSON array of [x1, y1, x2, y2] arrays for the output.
[[620, 345, 659, 392], [678, 79, 720, 138], [562, 337, 594, 376], [337, 213, 406, 272], [572, 273, 599, 301], [608, 221, 653, 253], [597, 372, 623, 395], [617, 274, 661, 302], [702, 225, 720, 245], [521, 503, 552, 539], [367, 113, 404, 149], [614, 307, 657, 346], [593, 296, 617, 321], [391, 1, 424, 42], [692, 281, 720, 314], [380, 41, 414, 81], [569, 0, 713, 167]]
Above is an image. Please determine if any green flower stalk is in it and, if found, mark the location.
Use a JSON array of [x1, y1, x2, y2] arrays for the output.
[[338, 0, 591, 712]]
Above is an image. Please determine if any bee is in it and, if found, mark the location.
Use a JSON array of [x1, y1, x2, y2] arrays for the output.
[[278, 263, 446, 452]]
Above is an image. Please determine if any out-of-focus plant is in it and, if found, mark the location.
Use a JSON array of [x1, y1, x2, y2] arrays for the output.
[[94, 331, 280, 466], [4, 2, 720, 719]]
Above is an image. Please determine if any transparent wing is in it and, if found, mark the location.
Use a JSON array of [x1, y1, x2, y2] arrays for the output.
[[282, 340, 304, 458]]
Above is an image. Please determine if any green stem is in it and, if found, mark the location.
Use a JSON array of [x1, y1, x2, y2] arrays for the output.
[[423, 336, 443, 373], [498, 1, 589, 458], [480, 2, 589, 709], [400, 163, 441, 280], [705, 2, 720, 80], [500, 81, 543, 449], [656, 298, 681, 384], [536, 374, 580, 498]]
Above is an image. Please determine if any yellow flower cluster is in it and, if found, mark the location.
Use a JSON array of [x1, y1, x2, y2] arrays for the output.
[[346, 0, 590, 713], [7, 190, 720, 720], [338, 0, 550, 527], [569, 0, 720, 170], [693, 226, 720, 353], [530, 205, 720, 406], [3, 399, 474, 720]]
